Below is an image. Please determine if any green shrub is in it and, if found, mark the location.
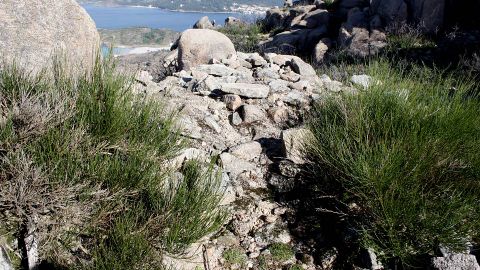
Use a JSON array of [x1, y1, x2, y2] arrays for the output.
[[0, 56, 226, 268], [223, 247, 247, 266], [219, 22, 264, 53], [269, 243, 294, 261], [305, 60, 480, 265]]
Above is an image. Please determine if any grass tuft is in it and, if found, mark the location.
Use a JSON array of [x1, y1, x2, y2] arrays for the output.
[[305, 59, 480, 265], [269, 243, 294, 261], [0, 55, 226, 268]]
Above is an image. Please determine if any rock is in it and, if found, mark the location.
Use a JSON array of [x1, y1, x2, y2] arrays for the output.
[[432, 254, 480, 270], [313, 38, 331, 65], [223, 94, 242, 111], [220, 152, 257, 179], [217, 233, 240, 246], [285, 0, 294, 7], [303, 9, 330, 29], [271, 54, 293, 66], [365, 248, 383, 270], [247, 53, 269, 67], [0, 0, 100, 75], [323, 79, 344, 92], [220, 83, 270, 99], [351, 74, 372, 89], [411, 0, 446, 33], [372, 0, 445, 33], [269, 79, 290, 93], [230, 141, 263, 161], [320, 247, 338, 270], [289, 56, 317, 77], [261, 25, 328, 55], [193, 16, 214, 29], [268, 107, 289, 124], [169, 148, 208, 169], [192, 64, 237, 77], [278, 160, 301, 178], [177, 29, 236, 71], [204, 116, 222, 133], [230, 112, 243, 126], [288, 80, 311, 91], [281, 128, 311, 164], [0, 245, 13, 270], [265, 8, 289, 31], [239, 105, 267, 124], [283, 90, 310, 106], [338, 8, 387, 57], [339, 0, 368, 9], [370, 0, 408, 25], [256, 67, 281, 81], [225, 16, 244, 27], [281, 71, 302, 82]]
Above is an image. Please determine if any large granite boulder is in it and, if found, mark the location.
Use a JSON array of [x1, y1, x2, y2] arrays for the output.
[[0, 0, 100, 75], [193, 16, 215, 29], [177, 29, 236, 71], [371, 0, 445, 33]]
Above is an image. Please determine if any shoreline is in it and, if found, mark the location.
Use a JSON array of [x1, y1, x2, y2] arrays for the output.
[[81, 2, 269, 15]]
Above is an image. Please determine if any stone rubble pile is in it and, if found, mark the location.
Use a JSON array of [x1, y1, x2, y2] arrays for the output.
[[133, 33, 369, 269]]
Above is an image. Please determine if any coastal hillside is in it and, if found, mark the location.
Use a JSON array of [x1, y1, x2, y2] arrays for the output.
[[78, 0, 283, 12], [99, 28, 179, 47]]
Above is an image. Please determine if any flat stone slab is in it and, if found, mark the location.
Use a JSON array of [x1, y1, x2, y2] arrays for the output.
[[220, 83, 270, 99]]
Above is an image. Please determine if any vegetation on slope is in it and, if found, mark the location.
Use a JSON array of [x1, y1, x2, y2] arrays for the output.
[[304, 59, 480, 266], [99, 28, 179, 47], [218, 22, 265, 53], [0, 57, 226, 269]]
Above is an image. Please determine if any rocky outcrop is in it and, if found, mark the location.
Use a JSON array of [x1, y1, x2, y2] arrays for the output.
[[260, 0, 476, 60], [338, 8, 387, 57], [177, 29, 236, 71], [370, 0, 445, 33], [193, 16, 215, 29], [130, 34, 362, 268], [0, 0, 100, 75]]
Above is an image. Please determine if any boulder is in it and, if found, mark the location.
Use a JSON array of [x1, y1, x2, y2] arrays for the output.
[[338, 8, 387, 57], [313, 38, 331, 65], [193, 16, 214, 29], [230, 141, 263, 161], [220, 83, 270, 99], [0, 245, 13, 270], [303, 9, 330, 29], [0, 0, 100, 75], [177, 29, 236, 71], [370, 0, 408, 25], [281, 128, 312, 164], [432, 254, 480, 270], [371, 0, 445, 33], [264, 8, 289, 31], [411, 0, 445, 33], [289, 56, 317, 77], [239, 105, 267, 124], [351, 74, 372, 89], [223, 94, 242, 111], [225, 17, 244, 27]]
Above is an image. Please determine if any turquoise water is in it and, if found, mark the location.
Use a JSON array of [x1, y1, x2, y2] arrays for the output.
[[101, 46, 132, 56], [82, 4, 249, 31]]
